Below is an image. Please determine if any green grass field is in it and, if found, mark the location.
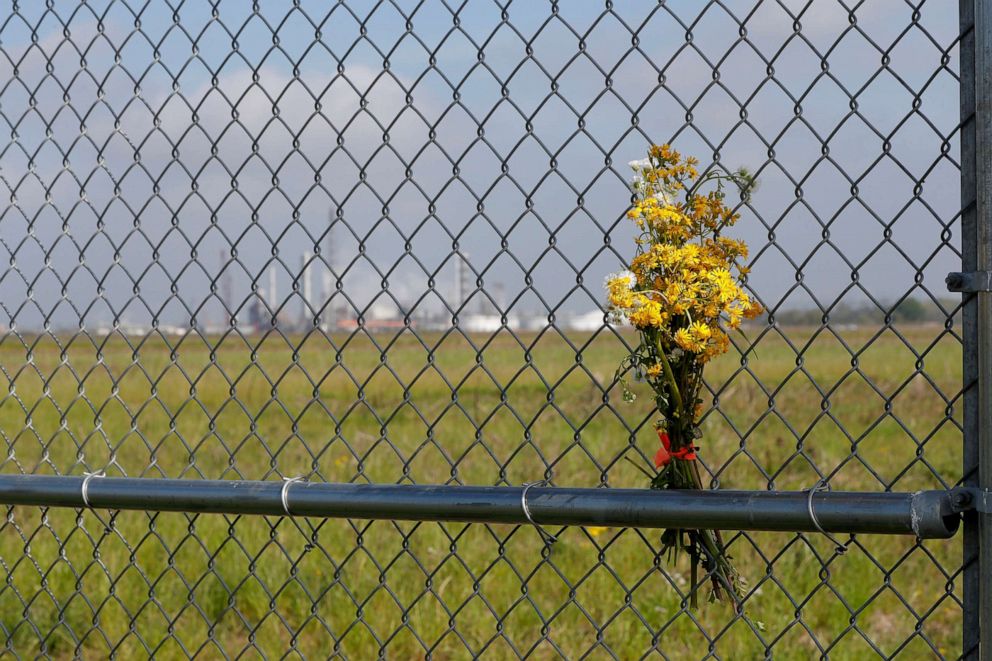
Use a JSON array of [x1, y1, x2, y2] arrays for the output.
[[0, 324, 964, 658]]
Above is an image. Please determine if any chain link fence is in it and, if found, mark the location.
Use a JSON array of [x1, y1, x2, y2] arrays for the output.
[[0, 1, 971, 658]]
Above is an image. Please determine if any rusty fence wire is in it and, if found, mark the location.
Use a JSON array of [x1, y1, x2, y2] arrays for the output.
[[0, 1, 974, 658]]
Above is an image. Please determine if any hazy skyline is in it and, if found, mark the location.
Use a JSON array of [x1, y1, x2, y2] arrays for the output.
[[0, 1, 961, 332]]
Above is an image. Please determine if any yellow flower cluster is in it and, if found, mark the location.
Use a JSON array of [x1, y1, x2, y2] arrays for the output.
[[607, 145, 762, 363]]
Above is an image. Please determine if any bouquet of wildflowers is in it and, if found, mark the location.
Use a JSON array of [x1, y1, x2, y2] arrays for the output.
[[606, 145, 762, 607]]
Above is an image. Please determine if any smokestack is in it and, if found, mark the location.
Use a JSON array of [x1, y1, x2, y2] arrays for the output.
[[268, 264, 277, 310], [302, 250, 313, 324], [454, 252, 471, 310], [220, 250, 235, 326], [493, 282, 505, 314], [454, 257, 461, 310], [324, 213, 337, 331], [322, 271, 333, 326]]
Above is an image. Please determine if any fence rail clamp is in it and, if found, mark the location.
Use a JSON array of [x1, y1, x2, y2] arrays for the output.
[[945, 271, 992, 292], [951, 487, 992, 514]]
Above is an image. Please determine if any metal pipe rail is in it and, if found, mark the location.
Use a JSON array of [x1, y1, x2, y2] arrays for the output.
[[0, 475, 962, 539]]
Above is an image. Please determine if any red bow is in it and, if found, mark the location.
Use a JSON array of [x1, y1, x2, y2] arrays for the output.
[[654, 430, 697, 468]]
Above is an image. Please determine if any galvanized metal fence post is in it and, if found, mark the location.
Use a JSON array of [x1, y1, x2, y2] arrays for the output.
[[962, 2, 992, 658]]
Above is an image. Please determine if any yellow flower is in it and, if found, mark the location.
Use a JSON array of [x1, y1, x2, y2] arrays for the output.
[[605, 270, 638, 313], [609, 144, 757, 364], [744, 299, 764, 319], [674, 327, 699, 352], [707, 268, 737, 303], [628, 297, 665, 329], [689, 321, 712, 340]]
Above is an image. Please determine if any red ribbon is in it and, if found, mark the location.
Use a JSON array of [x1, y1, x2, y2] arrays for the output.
[[654, 430, 696, 468]]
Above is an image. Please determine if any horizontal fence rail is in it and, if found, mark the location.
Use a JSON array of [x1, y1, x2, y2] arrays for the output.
[[0, 476, 962, 539]]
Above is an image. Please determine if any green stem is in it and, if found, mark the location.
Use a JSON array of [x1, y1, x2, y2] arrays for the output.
[[685, 170, 750, 199], [656, 346, 683, 414], [698, 530, 731, 594]]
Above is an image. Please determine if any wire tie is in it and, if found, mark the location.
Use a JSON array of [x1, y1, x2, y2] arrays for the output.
[[806, 479, 848, 554], [80, 471, 105, 509], [281, 476, 306, 517], [521, 479, 557, 546]]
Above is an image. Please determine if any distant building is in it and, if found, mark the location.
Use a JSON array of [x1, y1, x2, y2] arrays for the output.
[[158, 325, 189, 337], [519, 314, 549, 332], [462, 314, 521, 333], [335, 317, 406, 332], [565, 310, 608, 332], [333, 300, 409, 333]]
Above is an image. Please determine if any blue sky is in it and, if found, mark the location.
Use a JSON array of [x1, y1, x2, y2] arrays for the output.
[[0, 0, 962, 330]]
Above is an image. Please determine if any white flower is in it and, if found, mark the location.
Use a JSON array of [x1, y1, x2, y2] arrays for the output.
[[605, 270, 636, 290], [607, 309, 626, 325], [654, 189, 674, 205], [628, 158, 651, 171], [652, 184, 679, 205]]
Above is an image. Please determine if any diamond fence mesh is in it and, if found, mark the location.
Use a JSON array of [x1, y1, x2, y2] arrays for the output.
[[0, 1, 972, 658]]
